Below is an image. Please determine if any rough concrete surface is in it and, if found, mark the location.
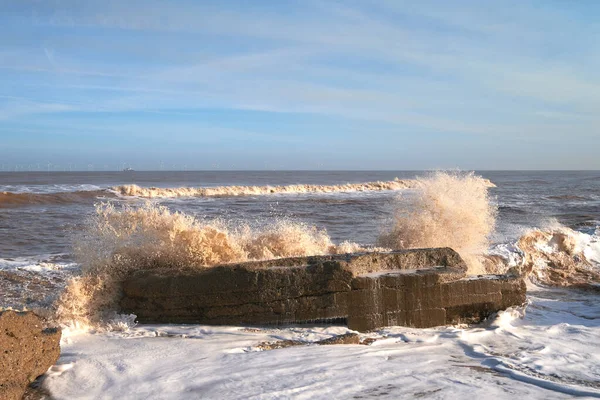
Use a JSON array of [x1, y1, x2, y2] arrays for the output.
[[0, 310, 61, 400], [120, 248, 525, 331]]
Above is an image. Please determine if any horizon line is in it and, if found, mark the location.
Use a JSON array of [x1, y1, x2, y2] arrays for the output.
[[1, 169, 600, 173]]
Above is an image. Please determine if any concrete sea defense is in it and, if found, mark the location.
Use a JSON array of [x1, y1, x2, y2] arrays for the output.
[[0, 311, 61, 400], [121, 248, 526, 331]]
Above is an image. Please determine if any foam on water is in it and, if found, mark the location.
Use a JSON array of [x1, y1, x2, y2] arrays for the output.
[[2, 170, 600, 398], [110, 179, 420, 198], [0, 184, 104, 194], [0, 255, 79, 312], [0, 179, 420, 208], [0, 257, 76, 273], [516, 224, 600, 286], [51, 172, 600, 330]]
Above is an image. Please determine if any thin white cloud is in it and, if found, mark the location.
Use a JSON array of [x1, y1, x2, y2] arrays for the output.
[[2, 0, 599, 143], [0, 100, 75, 120]]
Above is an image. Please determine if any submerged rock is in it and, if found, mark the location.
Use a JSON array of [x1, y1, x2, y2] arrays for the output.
[[0, 310, 61, 400], [256, 333, 362, 350], [315, 332, 360, 345], [120, 248, 526, 331]]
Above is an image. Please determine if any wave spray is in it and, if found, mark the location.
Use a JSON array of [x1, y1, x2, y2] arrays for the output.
[[378, 171, 497, 274]]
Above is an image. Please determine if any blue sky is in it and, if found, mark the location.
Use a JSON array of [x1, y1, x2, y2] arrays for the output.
[[1, 0, 599, 170]]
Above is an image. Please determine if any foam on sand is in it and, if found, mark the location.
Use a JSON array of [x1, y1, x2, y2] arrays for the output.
[[45, 286, 600, 399]]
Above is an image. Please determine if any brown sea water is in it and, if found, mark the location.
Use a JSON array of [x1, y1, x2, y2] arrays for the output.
[[1, 170, 599, 314]]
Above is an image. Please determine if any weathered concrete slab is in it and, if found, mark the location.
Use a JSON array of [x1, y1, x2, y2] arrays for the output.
[[0, 311, 61, 400], [347, 272, 526, 331], [120, 248, 525, 331]]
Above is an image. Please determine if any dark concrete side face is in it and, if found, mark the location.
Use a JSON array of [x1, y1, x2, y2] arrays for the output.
[[120, 249, 526, 331], [347, 274, 527, 332], [0, 311, 61, 400], [122, 261, 355, 325]]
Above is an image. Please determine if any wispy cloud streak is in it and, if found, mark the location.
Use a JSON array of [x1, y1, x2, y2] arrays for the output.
[[1, 0, 599, 168]]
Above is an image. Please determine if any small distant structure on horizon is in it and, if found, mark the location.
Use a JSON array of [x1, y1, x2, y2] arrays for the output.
[[122, 167, 134, 172]]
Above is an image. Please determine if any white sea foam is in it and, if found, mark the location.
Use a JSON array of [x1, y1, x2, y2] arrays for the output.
[[110, 179, 420, 198], [3, 172, 599, 398], [515, 224, 600, 286], [0, 255, 77, 272], [0, 179, 416, 207], [44, 285, 600, 399]]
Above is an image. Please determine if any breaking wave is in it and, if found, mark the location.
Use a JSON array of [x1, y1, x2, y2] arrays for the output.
[[516, 225, 600, 287], [378, 171, 498, 274], [52, 171, 599, 330], [476, 223, 600, 287], [55, 172, 496, 329], [110, 179, 420, 198], [0, 179, 425, 207], [55, 203, 369, 329]]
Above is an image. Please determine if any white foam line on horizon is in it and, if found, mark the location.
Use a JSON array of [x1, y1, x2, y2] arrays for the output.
[[109, 179, 424, 199]]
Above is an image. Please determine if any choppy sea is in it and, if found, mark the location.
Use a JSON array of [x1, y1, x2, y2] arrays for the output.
[[1, 170, 599, 399]]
